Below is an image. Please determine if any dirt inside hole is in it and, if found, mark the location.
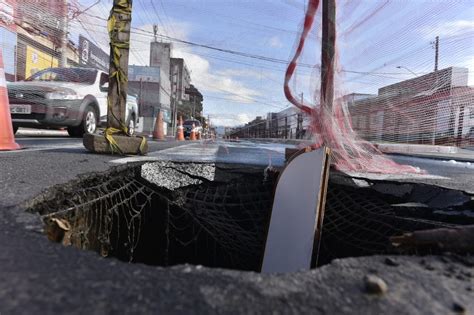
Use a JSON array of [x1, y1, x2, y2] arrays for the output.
[[28, 162, 473, 271]]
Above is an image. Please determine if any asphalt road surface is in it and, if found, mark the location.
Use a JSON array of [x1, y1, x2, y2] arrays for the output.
[[1, 131, 473, 314]]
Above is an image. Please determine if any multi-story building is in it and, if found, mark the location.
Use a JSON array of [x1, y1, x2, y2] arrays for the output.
[[149, 41, 173, 133], [170, 58, 191, 118], [348, 67, 473, 146], [128, 65, 171, 135], [0, 0, 17, 81], [16, 0, 69, 79], [266, 107, 310, 139], [246, 116, 266, 138], [1, 0, 79, 81], [266, 112, 278, 138], [150, 41, 171, 74], [173, 83, 203, 120]]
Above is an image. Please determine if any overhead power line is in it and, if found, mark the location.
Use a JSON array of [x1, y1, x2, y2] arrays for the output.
[[78, 11, 472, 77], [81, 12, 316, 68]]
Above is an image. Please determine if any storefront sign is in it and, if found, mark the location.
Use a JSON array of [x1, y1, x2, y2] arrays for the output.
[[79, 35, 109, 72]]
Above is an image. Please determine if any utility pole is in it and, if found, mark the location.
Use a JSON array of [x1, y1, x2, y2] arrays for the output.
[[59, 0, 68, 67], [84, 0, 148, 154], [107, 0, 132, 130], [434, 36, 439, 72], [172, 93, 178, 137], [320, 0, 336, 112], [297, 92, 304, 139]]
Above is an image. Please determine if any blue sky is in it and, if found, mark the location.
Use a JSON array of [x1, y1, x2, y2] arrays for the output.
[[75, 0, 474, 126]]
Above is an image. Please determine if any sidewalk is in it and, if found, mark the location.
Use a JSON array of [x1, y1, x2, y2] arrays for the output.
[[239, 138, 474, 163], [374, 143, 474, 163]]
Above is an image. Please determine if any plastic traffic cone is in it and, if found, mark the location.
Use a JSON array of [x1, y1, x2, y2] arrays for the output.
[[189, 123, 196, 140], [152, 111, 165, 140], [0, 49, 20, 151], [176, 116, 185, 141]]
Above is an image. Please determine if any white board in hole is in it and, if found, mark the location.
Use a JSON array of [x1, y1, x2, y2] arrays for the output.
[[261, 148, 330, 273]]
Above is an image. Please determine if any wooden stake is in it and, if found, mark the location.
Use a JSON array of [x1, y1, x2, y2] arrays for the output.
[[321, 0, 336, 111], [107, 0, 132, 130], [83, 0, 148, 155]]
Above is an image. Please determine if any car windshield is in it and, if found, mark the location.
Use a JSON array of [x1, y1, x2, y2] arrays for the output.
[[184, 120, 200, 126], [25, 68, 97, 84]]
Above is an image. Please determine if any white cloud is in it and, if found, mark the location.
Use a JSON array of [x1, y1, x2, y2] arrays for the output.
[[72, 2, 261, 104], [268, 35, 283, 48], [170, 47, 261, 102], [208, 113, 251, 127], [421, 20, 474, 39], [215, 68, 264, 78]]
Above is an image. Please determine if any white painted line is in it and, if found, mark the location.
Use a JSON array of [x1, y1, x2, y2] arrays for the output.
[[110, 142, 220, 164], [109, 156, 160, 164], [0, 144, 83, 154]]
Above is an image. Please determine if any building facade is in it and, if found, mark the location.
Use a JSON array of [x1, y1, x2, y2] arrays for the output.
[[1, 0, 79, 81], [348, 67, 473, 146], [128, 65, 171, 135], [181, 84, 203, 119], [170, 58, 191, 105]]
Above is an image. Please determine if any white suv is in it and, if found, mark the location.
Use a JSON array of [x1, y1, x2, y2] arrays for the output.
[[8, 67, 139, 137]]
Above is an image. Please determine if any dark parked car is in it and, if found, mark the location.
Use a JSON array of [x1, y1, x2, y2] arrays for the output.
[[183, 119, 202, 138]]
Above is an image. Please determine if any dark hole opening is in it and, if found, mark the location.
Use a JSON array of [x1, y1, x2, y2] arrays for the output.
[[33, 162, 472, 271]]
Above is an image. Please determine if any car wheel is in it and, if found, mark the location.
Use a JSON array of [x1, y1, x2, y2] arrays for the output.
[[68, 105, 97, 137], [127, 115, 136, 136]]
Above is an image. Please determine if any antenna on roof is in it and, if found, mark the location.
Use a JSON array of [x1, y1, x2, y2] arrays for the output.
[[153, 24, 158, 42]]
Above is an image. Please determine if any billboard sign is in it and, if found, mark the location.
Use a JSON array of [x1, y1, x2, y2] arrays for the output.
[[25, 45, 58, 79], [128, 65, 161, 83], [78, 35, 109, 72]]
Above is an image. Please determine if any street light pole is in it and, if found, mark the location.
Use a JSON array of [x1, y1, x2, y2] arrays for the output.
[[396, 66, 418, 77]]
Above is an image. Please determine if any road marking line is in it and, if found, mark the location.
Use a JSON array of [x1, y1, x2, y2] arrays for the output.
[[110, 142, 221, 164], [0, 144, 83, 154]]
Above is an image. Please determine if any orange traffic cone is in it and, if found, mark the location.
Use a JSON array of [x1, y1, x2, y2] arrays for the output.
[[189, 123, 196, 140], [0, 49, 20, 151], [176, 116, 184, 141], [152, 111, 165, 140], [197, 128, 201, 140]]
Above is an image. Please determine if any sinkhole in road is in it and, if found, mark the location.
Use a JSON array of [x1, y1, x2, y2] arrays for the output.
[[29, 161, 474, 271], [33, 162, 276, 271]]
